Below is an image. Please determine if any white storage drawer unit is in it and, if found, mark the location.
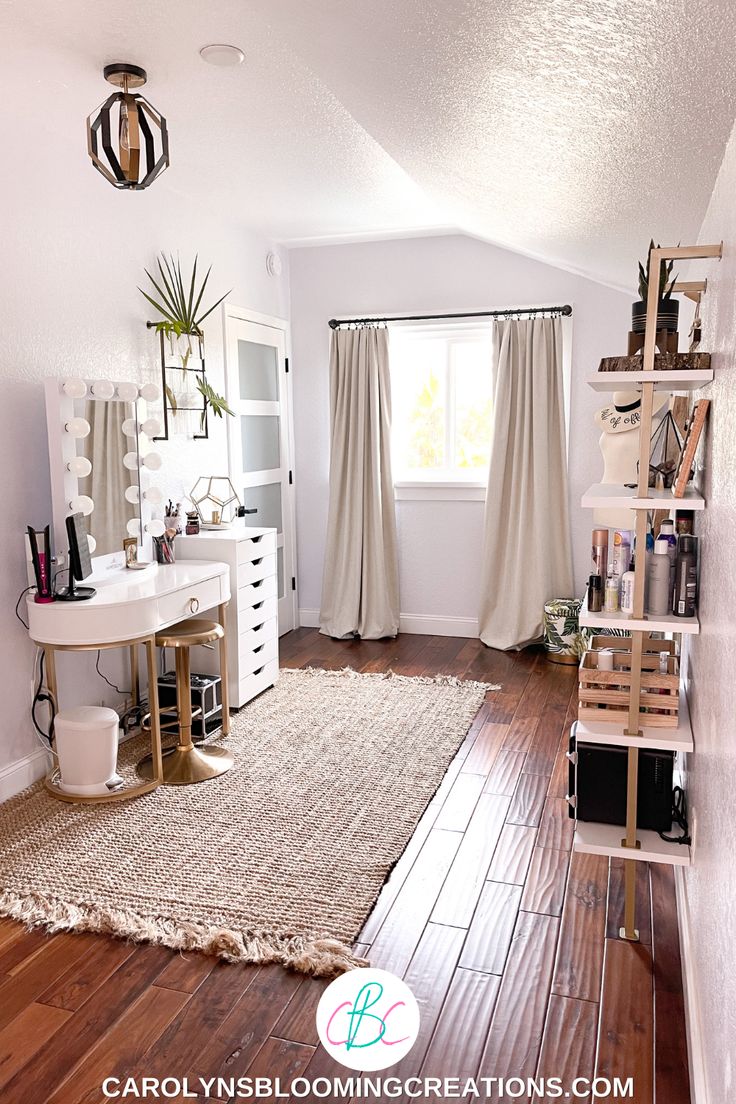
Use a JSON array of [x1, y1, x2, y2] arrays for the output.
[[176, 526, 280, 707]]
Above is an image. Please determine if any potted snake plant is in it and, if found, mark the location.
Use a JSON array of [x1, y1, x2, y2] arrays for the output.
[[631, 240, 679, 335]]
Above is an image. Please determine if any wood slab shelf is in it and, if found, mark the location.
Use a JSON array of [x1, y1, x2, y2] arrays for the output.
[[581, 483, 705, 511], [587, 369, 713, 393], [579, 595, 699, 635], [575, 689, 694, 753], [574, 820, 691, 867]]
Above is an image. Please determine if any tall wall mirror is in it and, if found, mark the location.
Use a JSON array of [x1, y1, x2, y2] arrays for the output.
[[44, 378, 163, 569]]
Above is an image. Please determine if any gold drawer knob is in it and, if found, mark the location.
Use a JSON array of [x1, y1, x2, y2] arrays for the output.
[[189, 597, 200, 614]]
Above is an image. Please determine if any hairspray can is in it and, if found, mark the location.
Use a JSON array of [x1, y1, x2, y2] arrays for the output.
[[592, 529, 608, 579]]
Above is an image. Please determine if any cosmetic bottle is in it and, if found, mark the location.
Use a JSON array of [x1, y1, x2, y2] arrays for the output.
[[620, 555, 636, 615], [591, 529, 608, 580], [657, 519, 677, 604], [611, 530, 631, 578], [647, 539, 672, 616], [673, 535, 698, 617], [588, 574, 603, 613], [604, 570, 619, 612]]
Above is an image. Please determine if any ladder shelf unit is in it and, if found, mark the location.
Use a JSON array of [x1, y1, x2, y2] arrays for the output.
[[574, 241, 721, 939]]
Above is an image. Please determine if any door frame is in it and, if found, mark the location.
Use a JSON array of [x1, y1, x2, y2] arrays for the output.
[[222, 303, 298, 633]]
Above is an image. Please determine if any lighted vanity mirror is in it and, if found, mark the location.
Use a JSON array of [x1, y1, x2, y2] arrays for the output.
[[44, 378, 163, 569]]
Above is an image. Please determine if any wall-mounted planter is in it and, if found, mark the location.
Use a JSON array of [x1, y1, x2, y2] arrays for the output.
[[631, 298, 680, 334]]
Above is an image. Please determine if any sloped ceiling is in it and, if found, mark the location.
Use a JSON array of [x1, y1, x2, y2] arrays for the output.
[[3, 0, 736, 287]]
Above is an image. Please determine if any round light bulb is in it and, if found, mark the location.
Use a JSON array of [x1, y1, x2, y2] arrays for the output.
[[117, 382, 140, 402], [142, 452, 162, 471], [121, 417, 139, 437], [123, 452, 139, 471], [91, 380, 115, 399], [141, 417, 161, 437], [145, 519, 166, 537], [124, 485, 140, 504], [69, 495, 94, 516], [143, 486, 163, 504], [139, 383, 160, 402], [62, 378, 87, 399], [87, 534, 97, 554], [65, 417, 90, 439], [66, 456, 92, 478], [127, 518, 142, 537]]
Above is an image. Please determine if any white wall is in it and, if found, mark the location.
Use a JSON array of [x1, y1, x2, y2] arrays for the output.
[[0, 31, 289, 780], [289, 234, 631, 631], [678, 122, 736, 1104]]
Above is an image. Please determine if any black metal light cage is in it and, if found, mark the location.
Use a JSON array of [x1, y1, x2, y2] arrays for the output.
[[86, 64, 170, 190]]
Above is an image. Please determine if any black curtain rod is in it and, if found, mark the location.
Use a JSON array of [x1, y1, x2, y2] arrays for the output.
[[328, 304, 572, 329]]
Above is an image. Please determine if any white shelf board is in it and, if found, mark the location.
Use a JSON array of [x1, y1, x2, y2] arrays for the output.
[[587, 369, 713, 393], [574, 689, 694, 753], [579, 594, 699, 635], [581, 483, 705, 511], [574, 820, 691, 866]]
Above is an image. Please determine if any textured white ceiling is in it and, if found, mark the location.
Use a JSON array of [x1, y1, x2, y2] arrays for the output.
[[3, 0, 736, 286]]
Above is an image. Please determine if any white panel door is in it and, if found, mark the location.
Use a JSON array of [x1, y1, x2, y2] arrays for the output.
[[224, 307, 297, 634]]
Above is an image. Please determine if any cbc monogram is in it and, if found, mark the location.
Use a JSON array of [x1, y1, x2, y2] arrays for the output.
[[316, 968, 421, 1071]]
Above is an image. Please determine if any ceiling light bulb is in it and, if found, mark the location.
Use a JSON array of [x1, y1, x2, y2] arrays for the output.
[[62, 378, 87, 398], [117, 382, 140, 402], [65, 417, 90, 438], [69, 495, 94, 516], [67, 456, 92, 478], [91, 380, 115, 399], [199, 44, 245, 67], [139, 382, 160, 402]]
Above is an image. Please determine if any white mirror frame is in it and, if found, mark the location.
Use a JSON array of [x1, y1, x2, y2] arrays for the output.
[[44, 377, 162, 572]]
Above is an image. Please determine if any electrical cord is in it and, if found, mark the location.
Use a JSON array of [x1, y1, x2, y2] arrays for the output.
[[31, 649, 56, 748], [15, 585, 34, 630], [95, 650, 129, 696], [660, 785, 691, 846]]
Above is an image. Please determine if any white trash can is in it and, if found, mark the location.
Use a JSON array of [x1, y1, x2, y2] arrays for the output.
[[54, 706, 120, 797]]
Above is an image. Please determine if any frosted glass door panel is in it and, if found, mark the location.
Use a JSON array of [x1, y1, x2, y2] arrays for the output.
[[241, 415, 280, 472], [238, 340, 279, 401], [243, 482, 282, 532], [277, 546, 284, 599]]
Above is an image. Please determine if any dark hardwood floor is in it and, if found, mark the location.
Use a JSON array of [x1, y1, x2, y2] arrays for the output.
[[0, 630, 690, 1104]]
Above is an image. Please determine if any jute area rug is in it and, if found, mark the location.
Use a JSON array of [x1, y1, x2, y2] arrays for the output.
[[0, 667, 497, 977]]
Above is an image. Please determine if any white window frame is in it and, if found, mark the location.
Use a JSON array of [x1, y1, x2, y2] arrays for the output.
[[390, 311, 573, 501]]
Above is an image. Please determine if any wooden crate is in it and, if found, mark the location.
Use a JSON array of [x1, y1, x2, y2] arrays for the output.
[[578, 649, 680, 728], [589, 635, 678, 656]]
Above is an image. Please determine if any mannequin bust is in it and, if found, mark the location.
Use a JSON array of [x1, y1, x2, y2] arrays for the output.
[[593, 390, 670, 529]]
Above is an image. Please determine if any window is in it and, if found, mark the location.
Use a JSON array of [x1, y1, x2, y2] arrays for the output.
[[390, 324, 493, 486]]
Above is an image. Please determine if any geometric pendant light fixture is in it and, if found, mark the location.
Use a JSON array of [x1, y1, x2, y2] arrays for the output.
[[86, 63, 170, 190]]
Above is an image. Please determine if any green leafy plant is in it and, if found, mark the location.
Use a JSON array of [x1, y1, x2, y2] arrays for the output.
[[637, 240, 678, 302], [196, 377, 234, 431]]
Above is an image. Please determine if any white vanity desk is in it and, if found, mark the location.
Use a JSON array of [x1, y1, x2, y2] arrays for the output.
[[27, 559, 230, 803]]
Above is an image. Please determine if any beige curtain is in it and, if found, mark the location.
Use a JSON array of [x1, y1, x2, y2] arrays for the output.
[[319, 326, 400, 639], [479, 316, 573, 650]]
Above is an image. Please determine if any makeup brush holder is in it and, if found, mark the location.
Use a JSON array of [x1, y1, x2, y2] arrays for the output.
[[153, 535, 176, 564]]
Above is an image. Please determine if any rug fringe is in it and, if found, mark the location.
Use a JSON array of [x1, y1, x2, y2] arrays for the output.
[[0, 890, 368, 978], [288, 666, 501, 692]]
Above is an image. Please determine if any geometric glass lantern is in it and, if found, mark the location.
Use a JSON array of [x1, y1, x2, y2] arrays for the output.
[[86, 64, 170, 190], [190, 476, 243, 529]]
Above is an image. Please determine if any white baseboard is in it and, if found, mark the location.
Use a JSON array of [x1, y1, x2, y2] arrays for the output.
[[0, 747, 50, 803], [298, 609, 478, 638], [675, 867, 708, 1104]]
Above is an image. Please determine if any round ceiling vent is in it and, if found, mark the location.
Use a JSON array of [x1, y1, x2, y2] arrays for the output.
[[199, 44, 245, 67], [266, 252, 283, 278]]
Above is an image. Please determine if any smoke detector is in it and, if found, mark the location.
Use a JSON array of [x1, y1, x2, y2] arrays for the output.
[[199, 44, 245, 67]]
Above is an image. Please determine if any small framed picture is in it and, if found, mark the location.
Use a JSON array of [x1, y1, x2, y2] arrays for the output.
[[672, 399, 710, 498], [123, 537, 139, 568]]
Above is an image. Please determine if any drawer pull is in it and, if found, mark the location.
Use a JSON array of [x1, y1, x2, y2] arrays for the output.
[[253, 666, 264, 675], [253, 623, 264, 632], [253, 601, 263, 609], [189, 597, 200, 614], [252, 580, 264, 589], [252, 557, 263, 566], [252, 535, 263, 543], [254, 643, 265, 653]]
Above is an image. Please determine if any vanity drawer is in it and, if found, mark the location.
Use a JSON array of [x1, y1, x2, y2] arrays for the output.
[[239, 659, 279, 706], [158, 575, 224, 627], [237, 553, 277, 589], [237, 531, 277, 566], [238, 574, 278, 612], [239, 598, 278, 633], [240, 617, 278, 654], [240, 635, 278, 676]]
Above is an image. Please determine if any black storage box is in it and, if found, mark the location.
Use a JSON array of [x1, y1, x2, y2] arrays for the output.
[[568, 723, 674, 832], [158, 671, 222, 739]]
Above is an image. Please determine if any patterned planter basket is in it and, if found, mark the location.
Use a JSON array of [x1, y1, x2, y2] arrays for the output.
[[543, 598, 586, 665]]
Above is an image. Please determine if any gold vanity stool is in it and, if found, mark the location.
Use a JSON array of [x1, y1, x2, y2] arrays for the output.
[[138, 616, 233, 785]]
